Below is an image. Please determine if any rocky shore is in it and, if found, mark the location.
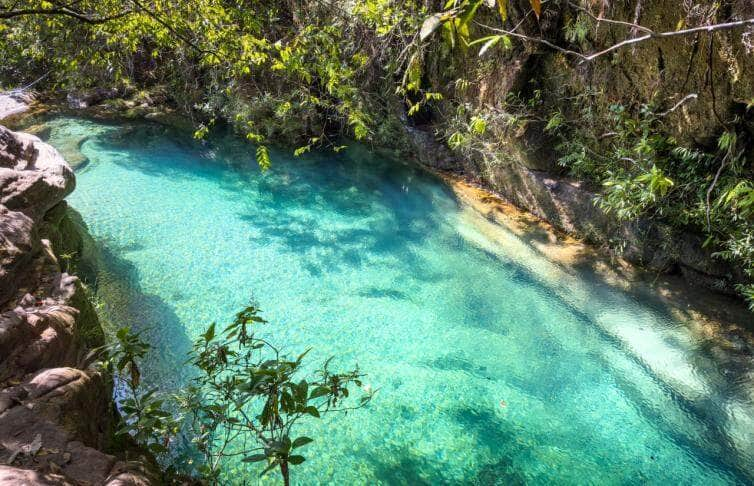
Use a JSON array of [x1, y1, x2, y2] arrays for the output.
[[0, 95, 156, 484]]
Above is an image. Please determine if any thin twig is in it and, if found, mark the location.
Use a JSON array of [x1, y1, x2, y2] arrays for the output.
[[567, 1, 652, 34], [706, 147, 730, 231], [477, 16, 754, 62], [656, 93, 698, 117]]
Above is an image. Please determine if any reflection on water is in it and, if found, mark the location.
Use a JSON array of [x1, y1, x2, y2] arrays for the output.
[[42, 116, 754, 484]]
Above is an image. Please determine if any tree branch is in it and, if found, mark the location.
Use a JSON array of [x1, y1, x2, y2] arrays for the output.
[[566, 1, 652, 34], [477, 16, 754, 62], [128, 0, 217, 59], [656, 93, 698, 117], [0, 7, 132, 24]]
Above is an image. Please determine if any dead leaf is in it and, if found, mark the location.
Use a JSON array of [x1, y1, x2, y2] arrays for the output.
[[530, 0, 541, 19]]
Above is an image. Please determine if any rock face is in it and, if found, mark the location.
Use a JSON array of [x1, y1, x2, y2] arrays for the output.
[[0, 124, 156, 484], [66, 88, 122, 110], [412, 0, 753, 295], [411, 127, 746, 294]]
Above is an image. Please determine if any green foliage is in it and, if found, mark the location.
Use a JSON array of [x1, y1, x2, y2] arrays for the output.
[[5, 0, 753, 305], [96, 327, 180, 455], [469, 34, 512, 57], [255, 145, 271, 172], [564, 13, 591, 46], [546, 94, 754, 304], [1, 0, 418, 162], [179, 304, 373, 483], [95, 304, 373, 484]]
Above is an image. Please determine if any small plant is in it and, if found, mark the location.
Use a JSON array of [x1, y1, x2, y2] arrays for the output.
[[96, 304, 374, 484], [179, 304, 374, 484], [97, 327, 180, 455], [59, 251, 77, 274]]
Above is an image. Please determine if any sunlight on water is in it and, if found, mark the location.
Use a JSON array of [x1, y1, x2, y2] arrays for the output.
[[43, 117, 754, 484]]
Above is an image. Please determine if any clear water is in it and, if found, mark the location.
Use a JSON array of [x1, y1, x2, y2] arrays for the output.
[[44, 117, 754, 484]]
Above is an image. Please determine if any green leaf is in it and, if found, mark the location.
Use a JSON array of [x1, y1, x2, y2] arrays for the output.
[[496, 0, 508, 22], [203, 323, 216, 342], [281, 391, 295, 413], [469, 117, 487, 135], [256, 145, 271, 171], [304, 406, 320, 418], [309, 386, 330, 399], [295, 380, 309, 405], [478, 36, 500, 57], [420, 13, 445, 41], [243, 453, 268, 463], [292, 436, 314, 449], [288, 455, 305, 465], [459, 0, 484, 27]]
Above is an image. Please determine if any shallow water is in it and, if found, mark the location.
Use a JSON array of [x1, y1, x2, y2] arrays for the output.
[[44, 117, 754, 484]]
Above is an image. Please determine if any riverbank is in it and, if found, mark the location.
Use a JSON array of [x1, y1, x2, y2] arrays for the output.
[[0, 94, 158, 484], [437, 169, 754, 341]]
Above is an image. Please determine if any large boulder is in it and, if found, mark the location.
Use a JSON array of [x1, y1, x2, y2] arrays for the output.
[[0, 92, 33, 121], [0, 126, 75, 218], [0, 206, 38, 304], [0, 125, 75, 306]]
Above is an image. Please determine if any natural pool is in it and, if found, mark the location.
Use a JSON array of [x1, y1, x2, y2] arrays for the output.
[[41, 116, 754, 484]]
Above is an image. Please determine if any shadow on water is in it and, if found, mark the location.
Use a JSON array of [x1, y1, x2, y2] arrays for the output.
[[369, 446, 452, 486], [442, 206, 754, 480], [234, 157, 451, 279], [451, 406, 529, 485], [71, 209, 195, 390], [501, 199, 754, 407], [368, 405, 528, 485]]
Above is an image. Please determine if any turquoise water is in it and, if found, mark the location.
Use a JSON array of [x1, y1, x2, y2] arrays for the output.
[[46, 117, 754, 484]]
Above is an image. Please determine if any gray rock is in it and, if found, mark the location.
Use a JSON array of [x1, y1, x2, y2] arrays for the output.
[[0, 91, 33, 121], [0, 126, 75, 218], [66, 88, 121, 109], [0, 206, 38, 303]]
